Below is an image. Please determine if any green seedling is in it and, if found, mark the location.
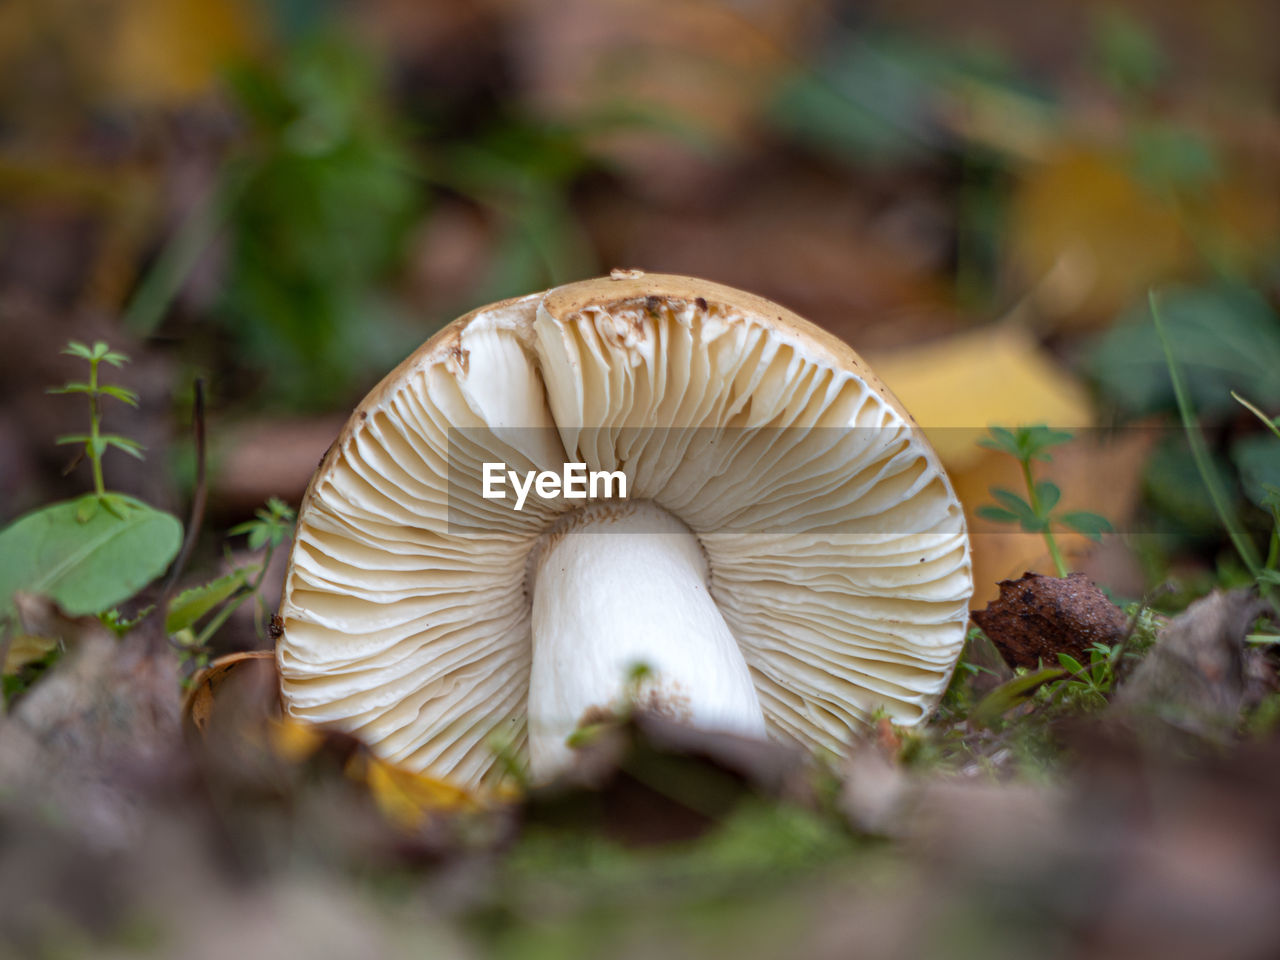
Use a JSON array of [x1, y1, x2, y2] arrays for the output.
[[976, 425, 1113, 577], [48, 340, 146, 518], [0, 341, 182, 700], [167, 498, 296, 666]]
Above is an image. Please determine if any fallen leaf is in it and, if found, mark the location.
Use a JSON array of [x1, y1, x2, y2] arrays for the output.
[[0, 596, 181, 851], [1007, 146, 1191, 325], [355, 755, 481, 828], [186, 651, 496, 826], [973, 571, 1129, 671], [105, 0, 258, 106], [1114, 589, 1266, 740], [182, 649, 277, 737], [870, 323, 1093, 470], [2, 632, 58, 674], [872, 326, 1151, 604]]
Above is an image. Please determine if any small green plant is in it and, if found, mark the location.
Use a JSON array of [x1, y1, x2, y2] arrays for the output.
[[1053, 642, 1123, 711], [47, 341, 146, 517], [1150, 292, 1277, 611], [0, 341, 183, 700], [975, 425, 1113, 577], [165, 497, 296, 669]]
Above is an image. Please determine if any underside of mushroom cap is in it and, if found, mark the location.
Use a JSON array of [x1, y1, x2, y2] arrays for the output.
[[277, 274, 973, 789]]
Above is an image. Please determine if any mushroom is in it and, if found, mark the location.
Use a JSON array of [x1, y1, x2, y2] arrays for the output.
[[277, 273, 972, 787]]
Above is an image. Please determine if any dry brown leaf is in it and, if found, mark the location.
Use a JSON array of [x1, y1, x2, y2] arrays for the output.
[[182, 649, 278, 736]]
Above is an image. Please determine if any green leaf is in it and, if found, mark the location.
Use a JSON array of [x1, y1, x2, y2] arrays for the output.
[[1089, 284, 1280, 415], [98, 385, 140, 406], [1129, 122, 1218, 194], [978, 426, 1022, 458], [55, 434, 90, 446], [100, 604, 155, 637], [1057, 653, 1085, 674], [1035, 480, 1061, 513], [100, 350, 130, 368], [228, 498, 297, 551], [1262, 485, 1280, 515], [165, 566, 258, 634], [990, 487, 1044, 530], [976, 505, 1021, 525], [980, 425, 1074, 463], [102, 435, 146, 459], [0, 494, 182, 620], [1059, 510, 1114, 541], [970, 668, 1066, 728], [62, 341, 94, 360], [47, 382, 92, 395], [75, 497, 100, 523], [1232, 434, 1280, 509], [1019, 426, 1074, 461]]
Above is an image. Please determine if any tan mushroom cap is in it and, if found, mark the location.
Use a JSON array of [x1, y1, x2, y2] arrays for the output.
[[277, 273, 973, 788]]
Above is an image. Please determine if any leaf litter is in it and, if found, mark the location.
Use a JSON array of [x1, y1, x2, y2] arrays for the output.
[[0, 575, 1277, 958]]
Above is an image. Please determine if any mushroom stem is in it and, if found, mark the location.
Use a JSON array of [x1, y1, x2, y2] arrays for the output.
[[527, 500, 767, 779]]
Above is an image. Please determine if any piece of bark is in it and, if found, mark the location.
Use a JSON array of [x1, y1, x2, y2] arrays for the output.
[[972, 571, 1129, 670]]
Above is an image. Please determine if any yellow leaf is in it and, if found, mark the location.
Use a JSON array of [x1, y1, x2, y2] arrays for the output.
[[872, 325, 1149, 605], [3, 633, 58, 674], [355, 755, 481, 829], [105, 0, 258, 106], [267, 716, 327, 764], [871, 323, 1093, 470], [1007, 146, 1191, 325]]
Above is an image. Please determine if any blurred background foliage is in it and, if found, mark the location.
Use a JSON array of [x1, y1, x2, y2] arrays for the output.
[[0, 0, 1277, 603]]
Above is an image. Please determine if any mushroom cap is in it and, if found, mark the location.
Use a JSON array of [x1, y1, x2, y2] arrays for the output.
[[277, 273, 973, 788]]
